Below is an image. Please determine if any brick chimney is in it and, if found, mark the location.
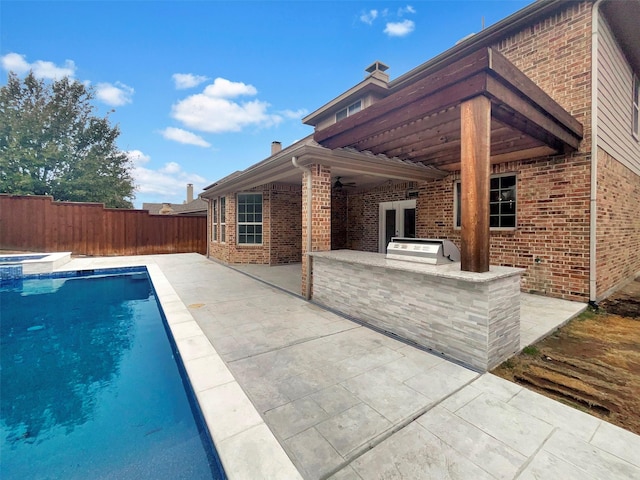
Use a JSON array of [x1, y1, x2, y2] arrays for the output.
[[271, 141, 282, 155], [186, 183, 194, 203]]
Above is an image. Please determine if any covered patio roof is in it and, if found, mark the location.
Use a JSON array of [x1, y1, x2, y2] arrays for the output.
[[201, 136, 446, 197], [312, 47, 583, 170]]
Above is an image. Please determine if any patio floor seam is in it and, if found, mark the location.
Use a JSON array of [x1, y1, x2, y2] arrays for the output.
[[318, 372, 482, 480], [512, 426, 558, 478], [224, 325, 363, 364]]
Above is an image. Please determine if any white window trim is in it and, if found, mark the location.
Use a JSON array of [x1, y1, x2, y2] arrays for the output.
[[633, 73, 639, 141], [220, 196, 226, 244], [454, 173, 517, 231], [237, 192, 263, 246], [211, 198, 218, 242]]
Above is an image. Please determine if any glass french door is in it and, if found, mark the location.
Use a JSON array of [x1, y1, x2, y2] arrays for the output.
[[378, 200, 416, 252]]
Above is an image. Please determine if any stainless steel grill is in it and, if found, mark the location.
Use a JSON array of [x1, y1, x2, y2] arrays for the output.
[[386, 237, 461, 265]]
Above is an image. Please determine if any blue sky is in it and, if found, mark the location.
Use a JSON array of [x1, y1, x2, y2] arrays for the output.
[[1, 0, 531, 208]]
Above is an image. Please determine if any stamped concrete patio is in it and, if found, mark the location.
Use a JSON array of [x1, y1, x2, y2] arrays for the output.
[[59, 254, 640, 479]]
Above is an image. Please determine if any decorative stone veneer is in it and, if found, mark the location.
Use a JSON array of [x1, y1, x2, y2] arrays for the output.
[[310, 250, 522, 371]]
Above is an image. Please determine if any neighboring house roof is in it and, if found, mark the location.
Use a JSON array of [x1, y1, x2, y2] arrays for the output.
[[143, 198, 207, 216], [142, 202, 165, 214]]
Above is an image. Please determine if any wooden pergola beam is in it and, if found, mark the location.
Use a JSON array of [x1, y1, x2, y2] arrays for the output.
[[460, 96, 491, 273]]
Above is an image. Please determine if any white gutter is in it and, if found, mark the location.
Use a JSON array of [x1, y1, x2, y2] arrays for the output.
[[590, 0, 604, 304], [292, 156, 313, 300], [202, 197, 211, 258]]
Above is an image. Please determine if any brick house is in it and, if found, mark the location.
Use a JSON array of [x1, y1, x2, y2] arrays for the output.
[[202, 0, 640, 304]]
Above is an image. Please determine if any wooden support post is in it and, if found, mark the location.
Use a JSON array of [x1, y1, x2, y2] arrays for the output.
[[460, 96, 491, 273]]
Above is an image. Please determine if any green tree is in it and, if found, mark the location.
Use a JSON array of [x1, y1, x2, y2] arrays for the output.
[[0, 72, 135, 208]]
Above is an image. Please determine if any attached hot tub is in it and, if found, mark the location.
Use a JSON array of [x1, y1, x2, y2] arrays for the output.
[[0, 252, 72, 282]]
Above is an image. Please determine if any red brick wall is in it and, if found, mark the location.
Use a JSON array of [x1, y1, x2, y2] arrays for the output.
[[414, 156, 592, 301], [345, 182, 418, 252], [209, 185, 271, 264], [301, 165, 332, 296], [342, 156, 591, 301], [493, 1, 593, 150], [270, 185, 302, 265], [596, 148, 640, 299], [331, 189, 348, 250], [487, 0, 594, 300]]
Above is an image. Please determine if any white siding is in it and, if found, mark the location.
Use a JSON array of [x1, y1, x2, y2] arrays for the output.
[[597, 15, 640, 175]]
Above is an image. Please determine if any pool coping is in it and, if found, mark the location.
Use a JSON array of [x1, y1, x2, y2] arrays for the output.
[[9, 261, 302, 479], [145, 264, 303, 480]]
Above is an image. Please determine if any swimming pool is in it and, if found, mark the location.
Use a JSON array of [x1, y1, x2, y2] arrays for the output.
[[0, 268, 226, 479]]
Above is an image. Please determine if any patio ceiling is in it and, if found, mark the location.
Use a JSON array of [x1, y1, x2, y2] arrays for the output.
[[313, 48, 583, 171]]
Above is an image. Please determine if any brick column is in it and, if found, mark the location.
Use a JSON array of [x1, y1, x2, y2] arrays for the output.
[[301, 164, 331, 297]]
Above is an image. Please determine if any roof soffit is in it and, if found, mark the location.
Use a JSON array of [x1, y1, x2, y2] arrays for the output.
[[601, 0, 640, 74]]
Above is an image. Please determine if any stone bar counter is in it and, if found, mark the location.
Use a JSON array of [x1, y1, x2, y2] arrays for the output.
[[309, 250, 524, 371]]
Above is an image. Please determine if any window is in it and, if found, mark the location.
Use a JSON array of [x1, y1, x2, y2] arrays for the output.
[[633, 73, 639, 140], [220, 197, 226, 243], [336, 100, 362, 122], [455, 174, 517, 229], [237, 193, 262, 244], [211, 198, 218, 242]]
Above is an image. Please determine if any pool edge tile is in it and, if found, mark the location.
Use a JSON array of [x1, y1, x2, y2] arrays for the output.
[[147, 262, 304, 479]]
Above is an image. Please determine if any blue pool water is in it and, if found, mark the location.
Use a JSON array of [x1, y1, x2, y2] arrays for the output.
[[0, 270, 225, 479]]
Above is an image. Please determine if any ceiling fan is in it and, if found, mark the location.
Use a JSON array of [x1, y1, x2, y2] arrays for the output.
[[333, 176, 356, 189]]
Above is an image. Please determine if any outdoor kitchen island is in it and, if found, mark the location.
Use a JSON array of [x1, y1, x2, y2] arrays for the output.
[[309, 249, 524, 371]]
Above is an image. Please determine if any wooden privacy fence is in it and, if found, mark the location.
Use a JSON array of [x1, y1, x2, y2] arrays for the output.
[[0, 195, 207, 256]]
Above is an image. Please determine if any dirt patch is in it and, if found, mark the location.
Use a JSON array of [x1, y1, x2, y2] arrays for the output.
[[599, 278, 640, 318], [493, 278, 640, 435]]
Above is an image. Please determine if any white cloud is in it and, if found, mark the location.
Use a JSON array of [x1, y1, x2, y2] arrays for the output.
[[1, 53, 31, 73], [384, 19, 415, 37], [126, 149, 151, 165], [360, 9, 378, 25], [172, 73, 209, 89], [160, 127, 211, 147], [161, 162, 181, 174], [95, 82, 134, 106], [1, 52, 76, 79], [398, 5, 416, 16], [203, 77, 257, 98], [171, 77, 282, 133], [279, 108, 308, 120], [126, 150, 206, 198]]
